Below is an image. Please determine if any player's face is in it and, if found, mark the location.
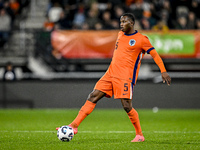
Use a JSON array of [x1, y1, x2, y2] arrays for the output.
[[120, 16, 134, 33]]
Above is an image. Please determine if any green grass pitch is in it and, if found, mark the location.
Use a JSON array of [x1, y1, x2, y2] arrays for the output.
[[0, 109, 200, 150]]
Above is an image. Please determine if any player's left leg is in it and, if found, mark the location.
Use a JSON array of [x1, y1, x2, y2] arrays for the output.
[[56, 90, 106, 134], [57, 73, 113, 134], [56, 100, 96, 134], [121, 99, 145, 142], [69, 90, 106, 133]]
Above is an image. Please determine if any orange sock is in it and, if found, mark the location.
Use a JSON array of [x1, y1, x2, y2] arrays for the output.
[[127, 108, 143, 136], [70, 100, 96, 128]]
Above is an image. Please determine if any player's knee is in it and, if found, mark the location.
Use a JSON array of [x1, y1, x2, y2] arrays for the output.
[[123, 106, 132, 113], [88, 92, 98, 103]]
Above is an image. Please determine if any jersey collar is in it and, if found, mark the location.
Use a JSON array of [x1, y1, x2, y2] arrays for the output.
[[124, 30, 138, 36]]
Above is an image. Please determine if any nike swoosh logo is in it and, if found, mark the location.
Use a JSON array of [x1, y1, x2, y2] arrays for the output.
[[123, 93, 128, 95]]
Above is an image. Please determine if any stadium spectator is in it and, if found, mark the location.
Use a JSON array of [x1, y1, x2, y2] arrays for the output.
[[101, 10, 114, 29], [187, 11, 196, 29], [0, 8, 11, 47], [113, 5, 125, 20], [176, 5, 189, 18], [149, 2, 160, 21], [190, 0, 200, 18], [141, 7, 156, 28], [195, 18, 200, 29], [110, 19, 120, 29], [159, 10, 170, 28], [140, 17, 151, 30], [48, 2, 63, 22], [62, 0, 79, 25], [97, 0, 112, 11], [89, 1, 99, 16], [129, 0, 144, 20], [134, 19, 142, 30], [3, 62, 16, 81], [4, 1, 15, 25], [176, 16, 188, 29], [9, 0, 20, 15], [81, 22, 90, 30], [162, 0, 172, 14], [72, 3, 86, 29], [47, 0, 62, 13], [56, 10, 72, 29], [85, 2, 101, 29], [147, 2, 159, 27], [94, 21, 103, 30], [43, 16, 55, 31], [160, 0, 173, 28], [152, 20, 169, 32]]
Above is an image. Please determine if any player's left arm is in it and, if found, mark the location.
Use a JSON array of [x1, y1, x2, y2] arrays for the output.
[[149, 49, 171, 86], [142, 35, 171, 85]]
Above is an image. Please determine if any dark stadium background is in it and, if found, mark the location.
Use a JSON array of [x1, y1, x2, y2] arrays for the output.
[[0, 0, 200, 109]]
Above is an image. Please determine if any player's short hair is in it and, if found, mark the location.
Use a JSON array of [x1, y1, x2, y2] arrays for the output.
[[121, 13, 135, 24]]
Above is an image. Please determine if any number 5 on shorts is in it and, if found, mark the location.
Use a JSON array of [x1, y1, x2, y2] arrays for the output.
[[124, 83, 128, 91]]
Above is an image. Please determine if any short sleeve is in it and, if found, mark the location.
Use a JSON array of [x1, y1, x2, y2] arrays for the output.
[[142, 36, 155, 54]]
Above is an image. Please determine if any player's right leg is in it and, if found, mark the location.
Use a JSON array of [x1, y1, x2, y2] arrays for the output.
[[121, 99, 145, 142], [113, 79, 144, 142]]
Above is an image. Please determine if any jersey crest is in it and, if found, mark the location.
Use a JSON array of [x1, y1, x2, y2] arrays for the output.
[[129, 39, 136, 46]]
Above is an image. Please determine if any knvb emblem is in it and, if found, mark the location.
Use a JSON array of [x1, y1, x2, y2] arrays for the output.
[[129, 39, 136, 46]]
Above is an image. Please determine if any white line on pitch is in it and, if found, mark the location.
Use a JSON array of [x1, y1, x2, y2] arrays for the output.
[[0, 131, 200, 134]]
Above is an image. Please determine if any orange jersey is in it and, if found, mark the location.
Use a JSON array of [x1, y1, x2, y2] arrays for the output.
[[106, 30, 155, 84]]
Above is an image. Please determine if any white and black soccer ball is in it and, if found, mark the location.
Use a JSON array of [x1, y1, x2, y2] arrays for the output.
[[57, 126, 74, 142]]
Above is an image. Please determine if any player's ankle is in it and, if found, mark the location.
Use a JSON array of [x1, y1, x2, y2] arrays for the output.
[[69, 123, 78, 128], [136, 132, 143, 136]]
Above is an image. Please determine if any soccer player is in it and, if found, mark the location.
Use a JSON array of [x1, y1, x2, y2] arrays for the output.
[[57, 13, 171, 142]]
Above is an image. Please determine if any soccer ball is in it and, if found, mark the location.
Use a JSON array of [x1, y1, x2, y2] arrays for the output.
[[57, 126, 74, 142]]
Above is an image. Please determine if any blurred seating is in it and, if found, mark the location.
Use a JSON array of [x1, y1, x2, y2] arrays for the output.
[[45, 0, 200, 30]]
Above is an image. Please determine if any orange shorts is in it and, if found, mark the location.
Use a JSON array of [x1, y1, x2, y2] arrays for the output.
[[94, 73, 134, 99]]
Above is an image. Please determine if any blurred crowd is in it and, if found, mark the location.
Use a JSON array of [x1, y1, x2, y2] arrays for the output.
[[1, 0, 200, 47], [44, 0, 200, 31], [0, 0, 30, 47]]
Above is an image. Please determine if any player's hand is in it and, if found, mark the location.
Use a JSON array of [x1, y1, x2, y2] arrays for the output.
[[161, 72, 171, 86]]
